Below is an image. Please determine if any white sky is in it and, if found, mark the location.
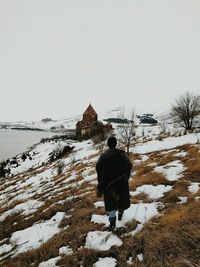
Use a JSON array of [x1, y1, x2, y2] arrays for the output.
[[0, 0, 200, 121]]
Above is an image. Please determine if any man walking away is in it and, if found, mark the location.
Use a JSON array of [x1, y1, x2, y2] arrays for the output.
[[96, 136, 132, 231]]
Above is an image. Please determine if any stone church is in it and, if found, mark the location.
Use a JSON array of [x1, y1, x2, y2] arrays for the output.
[[76, 104, 112, 139]]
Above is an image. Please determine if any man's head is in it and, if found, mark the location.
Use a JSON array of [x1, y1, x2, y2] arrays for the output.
[[107, 136, 117, 149]]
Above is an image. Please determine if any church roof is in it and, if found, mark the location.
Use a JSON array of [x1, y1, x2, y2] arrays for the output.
[[83, 104, 97, 117]]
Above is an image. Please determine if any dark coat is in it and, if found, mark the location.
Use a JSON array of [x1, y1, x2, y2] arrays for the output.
[[96, 148, 132, 212]]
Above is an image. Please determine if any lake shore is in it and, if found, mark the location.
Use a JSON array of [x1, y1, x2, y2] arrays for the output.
[[0, 129, 58, 161]]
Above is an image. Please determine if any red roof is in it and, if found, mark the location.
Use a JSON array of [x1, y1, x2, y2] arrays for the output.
[[83, 104, 97, 116]]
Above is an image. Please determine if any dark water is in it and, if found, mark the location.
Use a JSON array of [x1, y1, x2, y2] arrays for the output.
[[0, 129, 56, 161]]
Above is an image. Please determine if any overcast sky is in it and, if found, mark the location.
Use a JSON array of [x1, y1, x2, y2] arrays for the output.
[[0, 0, 200, 122]]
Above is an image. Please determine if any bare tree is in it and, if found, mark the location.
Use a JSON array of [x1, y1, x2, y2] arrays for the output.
[[170, 91, 200, 132], [117, 108, 136, 155]]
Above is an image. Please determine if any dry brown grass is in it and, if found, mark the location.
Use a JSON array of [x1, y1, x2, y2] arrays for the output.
[[0, 200, 24, 214], [127, 200, 200, 267], [2, 192, 101, 267], [58, 254, 79, 267], [129, 153, 141, 162], [130, 193, 152, 203], [0, 197, 73, 241], [135, 165, 154, 177], [157, 151, 180, 166], [162, 180, 190, 203], [88, 161, 97, 168], [87, 169, 96, 175], [74, 162, 87, 172], [53, 173, 70, 186], [74, 235, 140, 267], [130, 171, 174, 190], [186, 158, 200, 173], [2, 143, 200, 266], [184, 159, 200, 183], [174, 145, 200, 184]]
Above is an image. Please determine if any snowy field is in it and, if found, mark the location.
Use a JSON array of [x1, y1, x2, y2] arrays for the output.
[[0, 127, 200, 266]]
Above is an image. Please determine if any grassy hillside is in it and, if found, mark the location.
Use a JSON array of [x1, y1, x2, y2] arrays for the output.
[[0, 134, 199, 267]]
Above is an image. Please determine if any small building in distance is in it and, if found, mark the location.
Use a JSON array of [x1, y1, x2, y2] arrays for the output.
[[76, 104, 112, 140]]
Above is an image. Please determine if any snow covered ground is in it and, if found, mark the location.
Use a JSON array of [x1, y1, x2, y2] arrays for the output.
[[10, 212, 65, 255], [0, 115, 82, 131], [154, 160, 185, 181], [0, 129, 199, 266], [130, 185, 172, 199], [132, 133, 200, 154]]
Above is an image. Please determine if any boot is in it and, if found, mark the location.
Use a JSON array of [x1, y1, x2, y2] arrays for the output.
[[109, 217, 116, 231], [118, 210, 124, 221]]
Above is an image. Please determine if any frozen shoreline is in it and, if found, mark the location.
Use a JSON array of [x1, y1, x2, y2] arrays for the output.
[[0, 129, 56, 161]]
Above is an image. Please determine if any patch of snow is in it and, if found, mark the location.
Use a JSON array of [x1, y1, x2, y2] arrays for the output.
[[137, 253, 144, 262], [9, 142, 62, 175], [73, 140, 97, 161], [12, 191, 36, 202], [154, 160, 185, 181], [59, 245, 73, 255], [130, 223, 144, 236], [130, 185, 172, 199], [10, 212, 65, 255], [91, 214, 108, 225], [57, 172, 77, 189], [188, 183, 200, 194], [132, 134, 197, 154], [0, 199, 44, 222], [0, 244, 13, 255], [85, 231, 122, 251], [160, 149, 177, 155], [91, 203, 160, 228], [0, 239, 7, 245], [82, 167, 95, 177], [77, 173, 96, 186], [23, 168, 56, 188], [93, 257, 117, 267], [90, 180, 98, 185], [94, 201, 104, 208], [38, 256, 61, 267], [175, 151, 188, 157], [127, 257, 133, 265], [147, 162, 157, 167], [87, 155, 99, 164], [133, 159, 142, 165], [178, 196, 188, 204], [141, 155, 149, 161]]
